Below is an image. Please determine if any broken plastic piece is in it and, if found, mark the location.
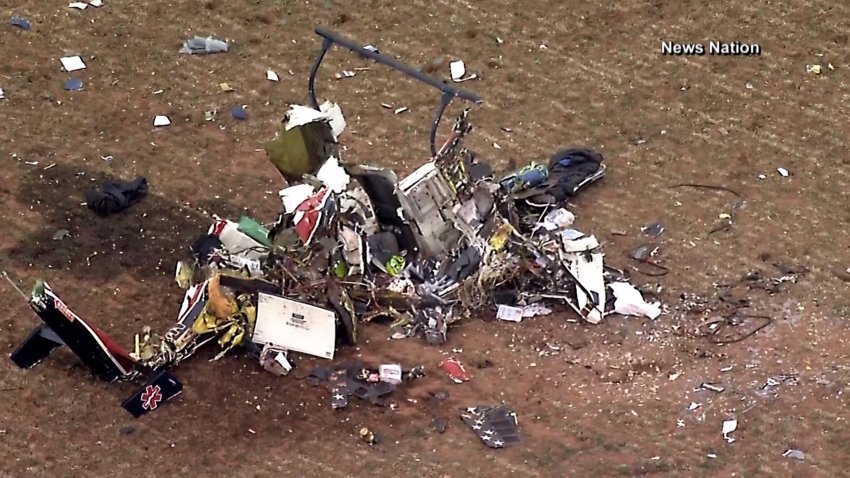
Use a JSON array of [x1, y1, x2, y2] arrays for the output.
[[777, 167, 789, 177], [64, 78, 83, 91], [379, 364, 402, 385], [266, 69, 279, 82], [231, 105, 247, 120], [316, 156, 350, 193], [450, 60, 465, 81], [153, 115, 170, 127], [609, 282, 662, 320], [180, 36, 228, 55], [440, 357, 469, 383], [10, 16, 31, 30], [722, 419, 737, 443], [69, 2, 88, 10], [782, 449, 805, 461]]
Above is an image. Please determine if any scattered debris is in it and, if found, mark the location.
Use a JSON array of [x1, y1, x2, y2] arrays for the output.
[[609, 282, 662, 319], [90, 0, 103, 6], [266, 69, 279, 82], [359, 427, 377, 445], [334, 70, 356, 79], [64, 78, 83, 91], [231, 105, 247, 120], [69, 2, 89, 10], [60, 56, 86, 72], [441, 358, 469, 384], [84, 176, 148, 216], [806, 64, 822, 75], [777, 167, 790, 177], [10, 16, 31, 30], [641, 222, 664, 237], [180, 36, 228, 55], [782, 449, 805, 461], [153, 115, 170, 127], [450, 60, 465, 81], [219, 82, 234, 92], [0, 88, 4, 100], [700, 383, 725, 393], [460, 405, 520, 448], [721, 419, 737, 443]]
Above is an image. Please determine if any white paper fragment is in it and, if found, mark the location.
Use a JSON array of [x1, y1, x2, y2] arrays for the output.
[[89, 0, 103, 6], [153, 115, 171, 127], [266, 69, 279, 82], [69, 2, 88, 10], [316, 156, 350, 193], [522, 303, 552, 318], [722, 419, 737, 443], [609, 282, 662, 320], [379, 364, 402, 384], [60, 56, 86, 72], [450, 60, 466, 81], [0, 88, 5, 100], [278, 184, 315, 214], [253, 293, 336, 360], [777, 167, 789, 177], [497, 305, 524, 322]]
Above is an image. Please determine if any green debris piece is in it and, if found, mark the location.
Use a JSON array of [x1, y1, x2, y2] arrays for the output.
[[333, 260, 348, 278], [386, 255, 406, 276], [32, 280, 46, 298], [237, 216, 272, 247], [264, 121, 339, 183]]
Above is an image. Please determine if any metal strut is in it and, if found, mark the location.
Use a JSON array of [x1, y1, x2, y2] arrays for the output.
[[308, 26, 483, 157]]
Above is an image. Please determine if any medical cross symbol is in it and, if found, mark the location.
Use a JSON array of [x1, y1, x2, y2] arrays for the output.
[[141, 385, 163, 411]]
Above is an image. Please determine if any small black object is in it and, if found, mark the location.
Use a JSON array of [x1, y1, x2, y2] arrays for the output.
[[84, 176, 149, 216]]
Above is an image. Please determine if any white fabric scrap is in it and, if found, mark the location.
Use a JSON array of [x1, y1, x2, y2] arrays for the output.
[[316, 156, 350, 193], [609, 282, 662, 319]]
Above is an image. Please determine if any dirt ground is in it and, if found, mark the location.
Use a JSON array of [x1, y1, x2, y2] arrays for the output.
[[1, 0, 849, 476]]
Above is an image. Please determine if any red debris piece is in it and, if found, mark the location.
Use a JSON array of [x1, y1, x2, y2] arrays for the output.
[[440, 357, 469, 384]]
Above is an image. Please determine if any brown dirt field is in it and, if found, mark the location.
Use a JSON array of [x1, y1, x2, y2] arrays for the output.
[[1, 0, 849, 476]]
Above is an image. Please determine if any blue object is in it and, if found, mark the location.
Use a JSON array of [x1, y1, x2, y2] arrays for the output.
[[499, 162, 549, 193], [64, 78, 83, 91], [10, 16, 31, 30], [231, 105, 247, 120]]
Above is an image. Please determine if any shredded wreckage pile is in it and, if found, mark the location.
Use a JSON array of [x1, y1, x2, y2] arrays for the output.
[[148, 105, 612, 368], [9, 30, 653, 446]]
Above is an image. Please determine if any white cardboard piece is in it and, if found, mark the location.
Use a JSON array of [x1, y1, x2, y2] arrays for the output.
[[60, 56, 86, 72], [253, 293, 337, 360]]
